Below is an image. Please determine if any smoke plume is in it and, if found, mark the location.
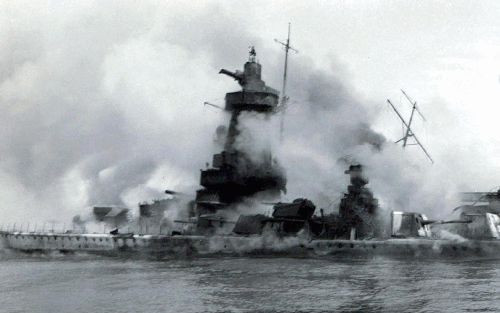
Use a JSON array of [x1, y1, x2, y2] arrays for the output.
[[0, 1, 494, 226]]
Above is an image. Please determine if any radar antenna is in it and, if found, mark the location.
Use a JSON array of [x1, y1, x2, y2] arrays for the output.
[[275, 22, 298, 142], [387, 90, 434, 163]]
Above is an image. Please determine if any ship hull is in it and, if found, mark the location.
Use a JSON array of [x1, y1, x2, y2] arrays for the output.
[[2, 231, 500, 259]]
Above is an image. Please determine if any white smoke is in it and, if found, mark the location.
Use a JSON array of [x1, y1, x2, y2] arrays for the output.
[[1, 1, 498, 228], [234, 111, 280, 166], [0, 2, 236, 223]]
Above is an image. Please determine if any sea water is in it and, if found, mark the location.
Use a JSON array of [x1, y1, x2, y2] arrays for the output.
[[0, 252, 499, 313]]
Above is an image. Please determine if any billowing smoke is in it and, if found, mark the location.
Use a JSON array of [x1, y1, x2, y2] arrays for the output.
[[275, 58, 460, 220], [0, 1, 492, 228], [234, 111, 280, 167], [276, 60, 385, 209], [0, 2, 239, 223]]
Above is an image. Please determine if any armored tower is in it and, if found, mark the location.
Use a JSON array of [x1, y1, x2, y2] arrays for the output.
[[338, 164, 379, 238], [195, 48, 287, 215]]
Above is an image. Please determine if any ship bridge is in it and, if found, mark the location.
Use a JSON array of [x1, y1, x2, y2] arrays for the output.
[[195, 48, 286, 214]]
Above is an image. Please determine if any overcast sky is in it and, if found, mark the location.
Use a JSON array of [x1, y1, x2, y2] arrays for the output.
[[1, 1, 500, 222], [249, 0, 500, 166]]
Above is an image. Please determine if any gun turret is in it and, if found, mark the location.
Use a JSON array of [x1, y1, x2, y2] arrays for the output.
[[219, 69, 244, 85]]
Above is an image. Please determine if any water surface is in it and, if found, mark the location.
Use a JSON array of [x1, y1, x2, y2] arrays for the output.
[[0, 252, 499, 312]]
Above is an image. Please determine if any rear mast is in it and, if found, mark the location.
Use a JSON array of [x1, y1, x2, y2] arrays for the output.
[[387, 90, 433, 163]]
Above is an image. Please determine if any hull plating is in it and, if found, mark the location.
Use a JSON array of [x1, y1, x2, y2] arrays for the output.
[[2, 231, 500, 259]]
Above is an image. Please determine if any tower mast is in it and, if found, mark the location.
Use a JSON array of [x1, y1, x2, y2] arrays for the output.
[[275, 23, 298, 141]]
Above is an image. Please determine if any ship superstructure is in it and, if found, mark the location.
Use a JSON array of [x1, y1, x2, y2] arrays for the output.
[[195, 48, 286, 215], [4, 46, 500, 259]]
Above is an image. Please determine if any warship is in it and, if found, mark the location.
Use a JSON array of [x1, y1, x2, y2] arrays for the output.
[[2, 47, 500, 259]]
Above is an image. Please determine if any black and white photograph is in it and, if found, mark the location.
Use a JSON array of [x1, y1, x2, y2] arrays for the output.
[[1, 1, 500, 312]]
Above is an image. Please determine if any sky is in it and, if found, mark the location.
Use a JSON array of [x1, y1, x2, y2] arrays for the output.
[[1, 0, 500, 224]]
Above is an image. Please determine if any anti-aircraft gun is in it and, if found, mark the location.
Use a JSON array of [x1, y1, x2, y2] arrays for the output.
[[424, 190, 500, 240], [232, 164, 382, 239], [232, 198, 316, 236]]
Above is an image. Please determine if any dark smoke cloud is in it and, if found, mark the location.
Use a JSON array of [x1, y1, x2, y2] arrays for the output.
[[271, 57, 461, 220], [271, 58, 388, 209]]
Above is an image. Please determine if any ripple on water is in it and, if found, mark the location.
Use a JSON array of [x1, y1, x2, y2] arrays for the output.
[[0, 255, 499, 312]]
